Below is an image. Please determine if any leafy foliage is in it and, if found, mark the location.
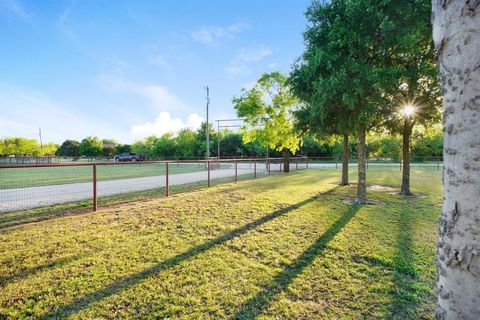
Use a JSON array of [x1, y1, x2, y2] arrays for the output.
[[79, 136, 103, 156], [233, 72, 302, 154], [56, 140, 80, 157]]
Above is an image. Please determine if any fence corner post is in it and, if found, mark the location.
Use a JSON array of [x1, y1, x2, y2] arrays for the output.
[[235, 159, 238, 182], [165, 161, 169, 197], [207, 160, 211, 187], [93, 164, 97, 212]]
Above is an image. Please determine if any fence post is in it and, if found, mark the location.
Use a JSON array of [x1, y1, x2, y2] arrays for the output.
[[366, 158, 369, 170], [268, 158, 271, 175], [207, 161, 211, 187], [306, 158, 309, 169], [254, 161, 257, 178], [93, 164, 97, 212], [165, 161, 169, 197], [335, 158, 338, 170], [235, 159, 238, 182], [296, 161, 298, 170], [437, 156, 440, 171]]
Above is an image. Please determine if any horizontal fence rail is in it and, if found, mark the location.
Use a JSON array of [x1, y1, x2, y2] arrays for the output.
[[0, 156, 443, 214], [0, 158, 311, 214]]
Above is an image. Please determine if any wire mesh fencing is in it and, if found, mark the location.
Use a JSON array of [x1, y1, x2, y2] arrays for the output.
[[0, 158, 291, 215], [0, 156, 441, 217]]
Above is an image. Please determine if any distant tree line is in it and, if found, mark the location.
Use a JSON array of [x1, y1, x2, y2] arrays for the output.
[[0, 137, 58, 157], [0, 123, 441, 159]]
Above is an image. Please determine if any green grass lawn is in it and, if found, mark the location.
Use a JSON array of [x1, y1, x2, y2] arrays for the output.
[[0, 167, 441, 319], [0, 163, 210, 189]]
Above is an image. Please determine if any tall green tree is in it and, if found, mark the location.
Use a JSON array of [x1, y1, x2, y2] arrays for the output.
[[378, 0, 442, 195], [175, 128, 197, 158], [233, 72, 301, 173], [101, 139, 118, 156], [131, 136, 157, 158], [79, 136, 103, 156], [153, 133, 176, 158], [56, 140, 80, 157], [291, 0, 395, 202]]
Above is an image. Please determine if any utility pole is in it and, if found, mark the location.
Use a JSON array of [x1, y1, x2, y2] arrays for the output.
[[38, 127, 43, 150], [205, 86, 210, 159]]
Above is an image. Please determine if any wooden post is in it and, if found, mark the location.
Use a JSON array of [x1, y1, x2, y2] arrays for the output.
[[165, 161, 169, 197], [268, 158, 271, 175], [235, 160, 238, 182], [306, 158, 309, 169], [207, 161, 211, 187], [437, 156, 440, 171], [93, 164, 97, 212], [254, 161, 257, 178]]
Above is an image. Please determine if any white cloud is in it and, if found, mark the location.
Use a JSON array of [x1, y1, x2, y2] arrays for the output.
[[227, 22, 250, 33], [148, 54, 167, 66], [0, 0, 30, 21], [130, 112, 204, 140], [226, 46, 273, 78], [237, 47, 272, 62], [191, 22, 251, 47], [94, 74, 185, 111]]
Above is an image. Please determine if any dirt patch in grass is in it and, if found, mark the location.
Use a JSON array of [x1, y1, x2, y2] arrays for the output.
[[368, 184, 397, 191]]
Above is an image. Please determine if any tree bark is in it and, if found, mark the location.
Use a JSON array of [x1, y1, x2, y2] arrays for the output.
[[356, 128, 367, 204], [400, 119, 414, 195], [341, 133, 350, 185], [433, 1, 480, 319], [282, 149, 290, 173]]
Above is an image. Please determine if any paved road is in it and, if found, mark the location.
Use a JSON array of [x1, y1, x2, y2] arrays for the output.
[[0, 162, 441, 213]]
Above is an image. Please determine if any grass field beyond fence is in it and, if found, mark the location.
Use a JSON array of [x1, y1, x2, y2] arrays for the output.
[[0, 163, 211, 189], [0, 167, 441, 319]]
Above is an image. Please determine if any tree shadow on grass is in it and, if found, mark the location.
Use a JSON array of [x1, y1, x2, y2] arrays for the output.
[[0, 255, 81, 287], [40, 193, 329, 319], [233, 203, 361, 319], [352, 201, 431, 319]]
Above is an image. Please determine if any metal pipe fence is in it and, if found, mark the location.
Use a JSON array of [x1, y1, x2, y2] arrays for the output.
[[0, 158, 310, 214], [0, 156, 443, 214]]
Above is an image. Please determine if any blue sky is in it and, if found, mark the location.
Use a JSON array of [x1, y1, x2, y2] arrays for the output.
[[0, 0, 310, 143]]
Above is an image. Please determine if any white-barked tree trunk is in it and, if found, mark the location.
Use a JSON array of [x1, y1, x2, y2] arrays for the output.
[[432, 0, 480, 318]]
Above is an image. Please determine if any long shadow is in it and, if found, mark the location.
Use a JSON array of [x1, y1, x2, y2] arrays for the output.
[[0, 255, 80, 287], [233, 203, 361, 319], [387, 201, 425, 318], [40, 194, 325, 319], [351, 199, 431, 319]]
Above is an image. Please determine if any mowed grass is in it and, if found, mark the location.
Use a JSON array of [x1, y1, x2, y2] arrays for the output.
[[0, 163, 209, 189], [0, 167, 441, 319]]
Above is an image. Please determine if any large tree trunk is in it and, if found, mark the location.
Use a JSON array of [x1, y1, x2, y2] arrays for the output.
[[282, 149, 290, 173], [356, 128, 367, 204], [400, 119, 414, 195], [341, 133, 350, 185], [433, 2, 480, 319]]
